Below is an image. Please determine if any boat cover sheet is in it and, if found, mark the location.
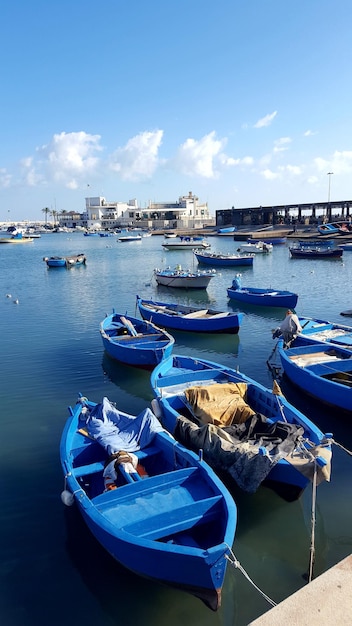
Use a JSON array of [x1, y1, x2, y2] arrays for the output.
[[86, 397, 163, 454], [175, 413, 304, 493]]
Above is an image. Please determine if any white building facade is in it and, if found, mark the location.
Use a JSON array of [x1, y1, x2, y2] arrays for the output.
[[58, 192, 214, 231]]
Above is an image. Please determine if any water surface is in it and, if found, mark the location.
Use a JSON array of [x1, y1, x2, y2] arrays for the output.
[[1, 232, 351, 625]]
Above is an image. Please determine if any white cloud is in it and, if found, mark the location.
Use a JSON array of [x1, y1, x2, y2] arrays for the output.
[[38, 131, 102, 188], [261, 168, 279, 180], [0, 168, 11, 188], [315, 151, 352, 175], [109, 130, 163, 181], [254, 111, 277, 128], [279, 164, 302, 176], [274, 137, 292, 152], [218, 154, 254, 167], [174, 131, 226, 178], [304, 130, 317, 136]]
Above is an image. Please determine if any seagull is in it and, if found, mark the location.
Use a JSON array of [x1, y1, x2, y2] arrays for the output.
[[13, 299, 19, 304], [6, 293, 12, 298]]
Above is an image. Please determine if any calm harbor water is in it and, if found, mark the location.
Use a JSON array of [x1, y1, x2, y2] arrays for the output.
[[1, 231, 352, 626]]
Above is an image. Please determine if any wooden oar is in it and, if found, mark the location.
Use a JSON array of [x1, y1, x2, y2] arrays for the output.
[[120, 316, 138, 336]]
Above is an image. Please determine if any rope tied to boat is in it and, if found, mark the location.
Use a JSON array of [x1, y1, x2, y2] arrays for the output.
[[307, 461, 318, 583], [330, 438, 352, 457], [225, 545, 277, 607]]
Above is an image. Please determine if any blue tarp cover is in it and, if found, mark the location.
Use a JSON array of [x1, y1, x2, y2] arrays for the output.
[[86, 397, 163, 454]]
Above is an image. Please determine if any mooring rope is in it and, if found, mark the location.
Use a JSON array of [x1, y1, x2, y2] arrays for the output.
[[225, 545, 277, 607], [307, 461, 318, 583], [331, 438, 352, 456]]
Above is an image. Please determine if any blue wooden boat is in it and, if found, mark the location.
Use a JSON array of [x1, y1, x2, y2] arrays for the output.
[[227, 275, 298, 308], [150, 355, 332, 501], [297, 239, 335, 247], [217, 226, 237, 233], [273, 312, 352, 349], [298, 316, 352, 348], [0, 232, 34, 243], [100, 312, 174, 369], [60, 394, 237, 610], [277, 338, 352, 412], [193, 250, 254, 267], [289, 245, 343, 259], [317, 222, 343, 235], [249, 236, 287, 245], [43, 254, 86, 268], [136, 295, 243, 334]]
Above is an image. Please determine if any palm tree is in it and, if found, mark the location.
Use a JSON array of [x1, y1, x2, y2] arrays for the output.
[[50, 210, 58, 226], [42, 207, 50, 225]]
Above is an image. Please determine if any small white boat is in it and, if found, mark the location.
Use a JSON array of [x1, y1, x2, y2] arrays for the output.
[[162, 236, 210, 250], [239, 241, 273, 254], [154, 266, 216, 289], [118, 235, 142, 242]]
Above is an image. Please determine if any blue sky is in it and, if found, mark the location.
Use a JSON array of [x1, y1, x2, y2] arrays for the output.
[[1, 0, 352, 221]]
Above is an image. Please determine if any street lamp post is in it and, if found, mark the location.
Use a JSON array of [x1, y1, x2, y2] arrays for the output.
[[327, 171, 334, 203], [327, 172, 333, 222]]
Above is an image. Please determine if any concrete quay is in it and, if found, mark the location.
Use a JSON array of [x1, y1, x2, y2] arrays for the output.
[[249, 554, 352, 625]]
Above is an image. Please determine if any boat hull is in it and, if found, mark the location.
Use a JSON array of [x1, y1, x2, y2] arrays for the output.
[[289, 247, 343, 258], [194, 251, 254, 266], [0, 237, 34, 243], [100, 312, 174, 368], [136, 296, 243, 333], [44, 254, 86, 268], [227, 287, 298, 308], [162, 241, 210, 250], [239, 242, 273, 253], [60, 396, 237, 610], [250, 237, 286, 244], [278, 339, 352, 412], [154, 270, 214, 289], [118, 236, 142, 242], [150, 355, 331, 501], [299, 317, 352, 348]]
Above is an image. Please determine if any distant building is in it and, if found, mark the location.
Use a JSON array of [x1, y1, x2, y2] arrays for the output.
[[58, 192, 214, 230]]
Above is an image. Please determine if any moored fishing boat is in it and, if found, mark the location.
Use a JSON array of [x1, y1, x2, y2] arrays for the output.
[[43, 254, 86, 268], [100, 311, 174, 368], [217, 226, 237, 234], [0, 232, 34, 243], [273, 311, 352, 348], [277, 337, 352, 412], [297, 239, 335, 247], [136, 295, 243, 334], [227, 275, 298, 308], [249, 236, 286, 245], [60, 393, 237, 611], [118, 234, 142, 242], [193, 250, 254, 267], [317, 222, 346, 235], [154, 266, 216, 289], [150, 354, 332, 501], [239, 241, 273, 254], [162, 236, 210, 250], [289, 244, 343, 259]]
